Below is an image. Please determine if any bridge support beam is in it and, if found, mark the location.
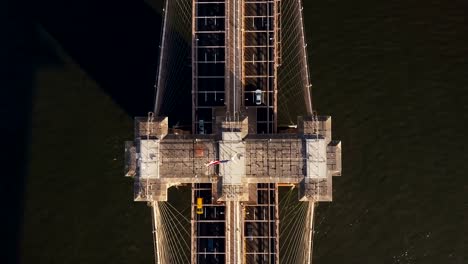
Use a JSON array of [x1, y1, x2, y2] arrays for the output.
[[305, 201, 316, 264], [224, 200, 243, 264], [151, 202, 163, 264]]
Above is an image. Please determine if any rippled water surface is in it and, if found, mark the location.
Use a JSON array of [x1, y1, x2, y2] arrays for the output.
[[22, 0, 467, 263]]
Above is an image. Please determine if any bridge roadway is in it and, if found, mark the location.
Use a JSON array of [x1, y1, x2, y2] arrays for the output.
[[192, 183, 278, 264], [193, 183, 226, 263]]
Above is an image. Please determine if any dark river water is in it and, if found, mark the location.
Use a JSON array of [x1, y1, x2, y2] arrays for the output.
[[19, 0, 467, 263]]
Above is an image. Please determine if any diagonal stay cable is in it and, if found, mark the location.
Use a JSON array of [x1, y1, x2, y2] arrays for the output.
[[159, 202, 191, 263], [162, 203, 187, 263]]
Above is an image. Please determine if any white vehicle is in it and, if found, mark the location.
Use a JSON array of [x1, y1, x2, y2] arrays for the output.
[[254, 89, 262, 105]]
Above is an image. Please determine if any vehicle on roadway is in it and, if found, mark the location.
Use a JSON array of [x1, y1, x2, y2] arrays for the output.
[[246, 224, 253, 241], [207, 238, 214, 252], [255, 89, 262, 105], [198, 120, 205, 134], [196, 197, 203, 215]]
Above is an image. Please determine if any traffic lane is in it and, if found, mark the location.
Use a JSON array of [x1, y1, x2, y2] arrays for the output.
[[197, 253, 225, 264], [197, 205, 226, 221]]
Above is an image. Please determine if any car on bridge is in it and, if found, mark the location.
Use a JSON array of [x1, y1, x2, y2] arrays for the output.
[[198, 120, 205, 134], [255, 89, 262, 105], [196, 197, 203, 215], [246, 223, 253, 241]]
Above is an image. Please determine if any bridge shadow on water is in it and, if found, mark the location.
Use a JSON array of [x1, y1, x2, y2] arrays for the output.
[[32, 0, 192, 124], [35, 0, 163, 117], [6, 0, 192, 263]]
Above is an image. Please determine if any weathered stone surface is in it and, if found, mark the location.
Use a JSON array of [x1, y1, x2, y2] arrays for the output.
[[130, 116, 341, 202]]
